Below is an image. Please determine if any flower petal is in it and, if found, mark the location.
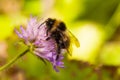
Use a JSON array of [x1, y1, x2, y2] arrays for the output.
[[14, 28, 23, 38], [20, 26, 28, 39], [15, 17, 66, 72]]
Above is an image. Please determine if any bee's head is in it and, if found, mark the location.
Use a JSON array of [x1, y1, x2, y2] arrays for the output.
[[45, 18, 66, 31], [46, 18, 56, 28]]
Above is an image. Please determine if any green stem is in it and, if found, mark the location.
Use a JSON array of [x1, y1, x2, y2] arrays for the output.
[[0, 48, 29, 71]]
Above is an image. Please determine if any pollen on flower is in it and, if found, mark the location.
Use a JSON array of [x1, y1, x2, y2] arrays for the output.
[[15, 17, 65, 72]]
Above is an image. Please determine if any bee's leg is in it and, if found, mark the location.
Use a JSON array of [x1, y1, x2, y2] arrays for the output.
[[46, 37, 50, 40], [56, 44, 61, 60], [46, 29, 49, 36]]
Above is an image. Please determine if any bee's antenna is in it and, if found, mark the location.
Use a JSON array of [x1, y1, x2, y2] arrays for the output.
[[38, 21, 46, 29], [38, 18, 49, 29], [38, 18, 52, 29]]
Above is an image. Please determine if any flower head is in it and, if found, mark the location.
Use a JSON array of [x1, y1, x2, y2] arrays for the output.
[[15, 17, 64, 72]]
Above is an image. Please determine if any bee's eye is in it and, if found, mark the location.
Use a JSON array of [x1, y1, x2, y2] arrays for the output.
[[58, 22, 66, 31], [46, 18, 55, 27]]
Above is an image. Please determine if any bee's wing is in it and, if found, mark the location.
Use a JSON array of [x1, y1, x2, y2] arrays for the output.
[[67, 30, 80, 47], [67, 41, 73, 56], [60, 30, 80, 56], [65, 30, 80, 56]]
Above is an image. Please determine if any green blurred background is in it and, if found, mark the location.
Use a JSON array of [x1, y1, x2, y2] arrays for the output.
[[0, 0, 120, 80]]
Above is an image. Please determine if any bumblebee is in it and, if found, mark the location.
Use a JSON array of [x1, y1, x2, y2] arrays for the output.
[[39, 18, 80, 60]]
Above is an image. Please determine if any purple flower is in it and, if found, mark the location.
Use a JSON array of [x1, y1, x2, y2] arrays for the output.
[[15, 17, 64, 72]]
